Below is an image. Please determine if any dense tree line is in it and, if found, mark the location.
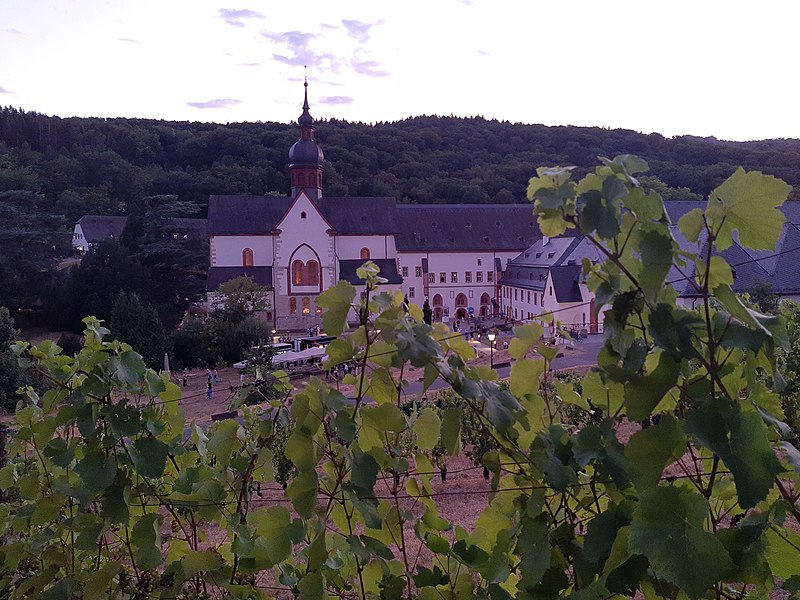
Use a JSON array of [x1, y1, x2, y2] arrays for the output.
[[2, 107, 800, 222], [3, 105, 800, 330]]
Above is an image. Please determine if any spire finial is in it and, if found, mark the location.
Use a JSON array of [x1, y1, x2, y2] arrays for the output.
[[298, 69, 313, 125]]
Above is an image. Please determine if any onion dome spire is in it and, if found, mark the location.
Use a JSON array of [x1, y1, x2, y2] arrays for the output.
[[289, 74, 324, 199]]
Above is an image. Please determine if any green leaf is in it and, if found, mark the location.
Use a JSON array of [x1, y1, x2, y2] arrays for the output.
[[250, 506, 297, 565], [629, 486, 733, 599], [677, 208, 704, 243], [112, 350, 146, 385], [706, 167, 790, 251], [624, 351, 681, 421], [351, 449, 379, 491], [286, 469, 318, 518], [509, 322, 544, 360], [440, 407, 462, 456], [75, 449, 117, 494], [131, 513, 163, 570], [684, 398, 783, 509], [207, 419, 242, 469], [624, 413, 686, 489], [362, 403, 406, 433], [510, 358, 544, 399], [516, 515, 551, 591], [316, 281, 356, 336], [637, 228, 673, 302], [181, 549, 224, 579], [414, 407, 441, 452], [130, 436, 168, 479], [765, 526, 800, 581]]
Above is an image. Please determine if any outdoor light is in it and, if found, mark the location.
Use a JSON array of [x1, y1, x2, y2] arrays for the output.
[[487, 331, 496, 370]]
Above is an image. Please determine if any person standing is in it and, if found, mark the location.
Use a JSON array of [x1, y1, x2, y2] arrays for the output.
[[213, 369, 219, 385], [206, 379, 213, 400]]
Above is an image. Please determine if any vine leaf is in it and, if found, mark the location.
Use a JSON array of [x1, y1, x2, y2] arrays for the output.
[[683, 398, 783, 509], [629, 486, 733, 599], [706, 167, 790, 251], [130, 436, 169, 479], [316, 280, 356, 336], [624, 414, 685, 489]]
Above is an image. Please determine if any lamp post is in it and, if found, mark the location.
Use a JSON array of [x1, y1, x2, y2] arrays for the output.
[[487, 330, 496, 370]]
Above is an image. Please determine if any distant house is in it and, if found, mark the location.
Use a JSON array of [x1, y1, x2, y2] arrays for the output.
[[499, 201, 800, 335], [665, 201, 800, 307], [500, 235, 604, 334], [72, 215, 206, 252], [72, 215, 127, 252]]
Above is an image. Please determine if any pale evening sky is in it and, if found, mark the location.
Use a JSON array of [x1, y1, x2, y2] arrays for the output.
[[0, 0, 797, 142]]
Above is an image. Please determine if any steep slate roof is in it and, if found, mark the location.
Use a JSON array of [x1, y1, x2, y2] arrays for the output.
[[207, 266, 274, 292], [77, 215, 128, 243], [394, 204, 542, 251], [208, 195, 292, 235], [550, 265, 584, 302], [663, 201, 800, 298], [338, 259, 403, 285], [499, 265, 549, 292], [317, 197, 398, 234]]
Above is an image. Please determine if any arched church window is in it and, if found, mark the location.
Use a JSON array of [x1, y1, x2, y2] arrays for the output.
[[302, 297, 310, 315], [289, 297, 297, 314], [292, 260, 304, 285], [242, 248, 253, 267], [360, 247, 370, 260], [300, 211, 307, 219], [306, 260, 319, 286]]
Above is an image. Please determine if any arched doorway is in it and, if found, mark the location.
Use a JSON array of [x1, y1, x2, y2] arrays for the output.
[[455, 293, 468, 320], [432, 294, 443, 321], [479, 292, 491, 318]]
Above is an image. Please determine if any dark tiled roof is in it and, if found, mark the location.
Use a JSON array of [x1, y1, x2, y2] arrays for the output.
[[77, 215, 128, 243], [550, 265, 584, 303], [208, 195, 291, 235], [498, 265, 549, 291], [395, 204, 541, 251], [207, 266, 274, 291], [317, 197, 398, 234], [338, 259, 403, 285]]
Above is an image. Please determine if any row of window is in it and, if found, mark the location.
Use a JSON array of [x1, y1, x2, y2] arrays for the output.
[[289, 296, 322, 316], [502, 286, 552, 304], [242, 248, 371, 268], [427, 271, 495, 284], [292, 260, 320, 286]]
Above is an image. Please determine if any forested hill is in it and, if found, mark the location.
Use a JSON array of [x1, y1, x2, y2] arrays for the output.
[[2, 106, 800, 220]]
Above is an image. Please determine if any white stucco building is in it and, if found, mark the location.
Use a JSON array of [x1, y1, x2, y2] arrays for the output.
[[207, 85, 544, 331], [499, 235, 605, 334]]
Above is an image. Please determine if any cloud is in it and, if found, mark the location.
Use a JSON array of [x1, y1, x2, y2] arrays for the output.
[[117, 37, 140, 44], [219, 8, 264, 27], [186, 98, 242, 109], [319, 96, 354, 105], [341, 19, 382, 43], [351, 58, 389, 77], [237, 62, 261, 67], [478, 49, 489, 56], [0, 86, 12, 94], [3, 28, 23, 35], [262, 30, 342, 69]]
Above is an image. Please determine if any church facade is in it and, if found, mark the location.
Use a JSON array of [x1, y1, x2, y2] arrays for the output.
[[207, 85, 544, 332]]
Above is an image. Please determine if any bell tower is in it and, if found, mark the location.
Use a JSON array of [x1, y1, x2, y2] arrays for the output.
[[288, 79, 324, 200]]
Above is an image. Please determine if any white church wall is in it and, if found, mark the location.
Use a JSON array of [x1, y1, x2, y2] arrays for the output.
[[211, 235, 274, 267]]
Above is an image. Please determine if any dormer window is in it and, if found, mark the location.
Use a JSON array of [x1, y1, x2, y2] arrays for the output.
[[301, 211, 307, 219]]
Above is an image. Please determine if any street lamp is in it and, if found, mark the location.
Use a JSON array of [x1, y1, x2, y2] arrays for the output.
[[487, 331, 496, 370]]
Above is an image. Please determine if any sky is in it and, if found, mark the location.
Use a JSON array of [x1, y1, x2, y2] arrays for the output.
[[1, 0, 798, 142]]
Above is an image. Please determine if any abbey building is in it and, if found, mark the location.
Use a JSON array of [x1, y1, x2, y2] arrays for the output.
[[206, 85, 544, 331]]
